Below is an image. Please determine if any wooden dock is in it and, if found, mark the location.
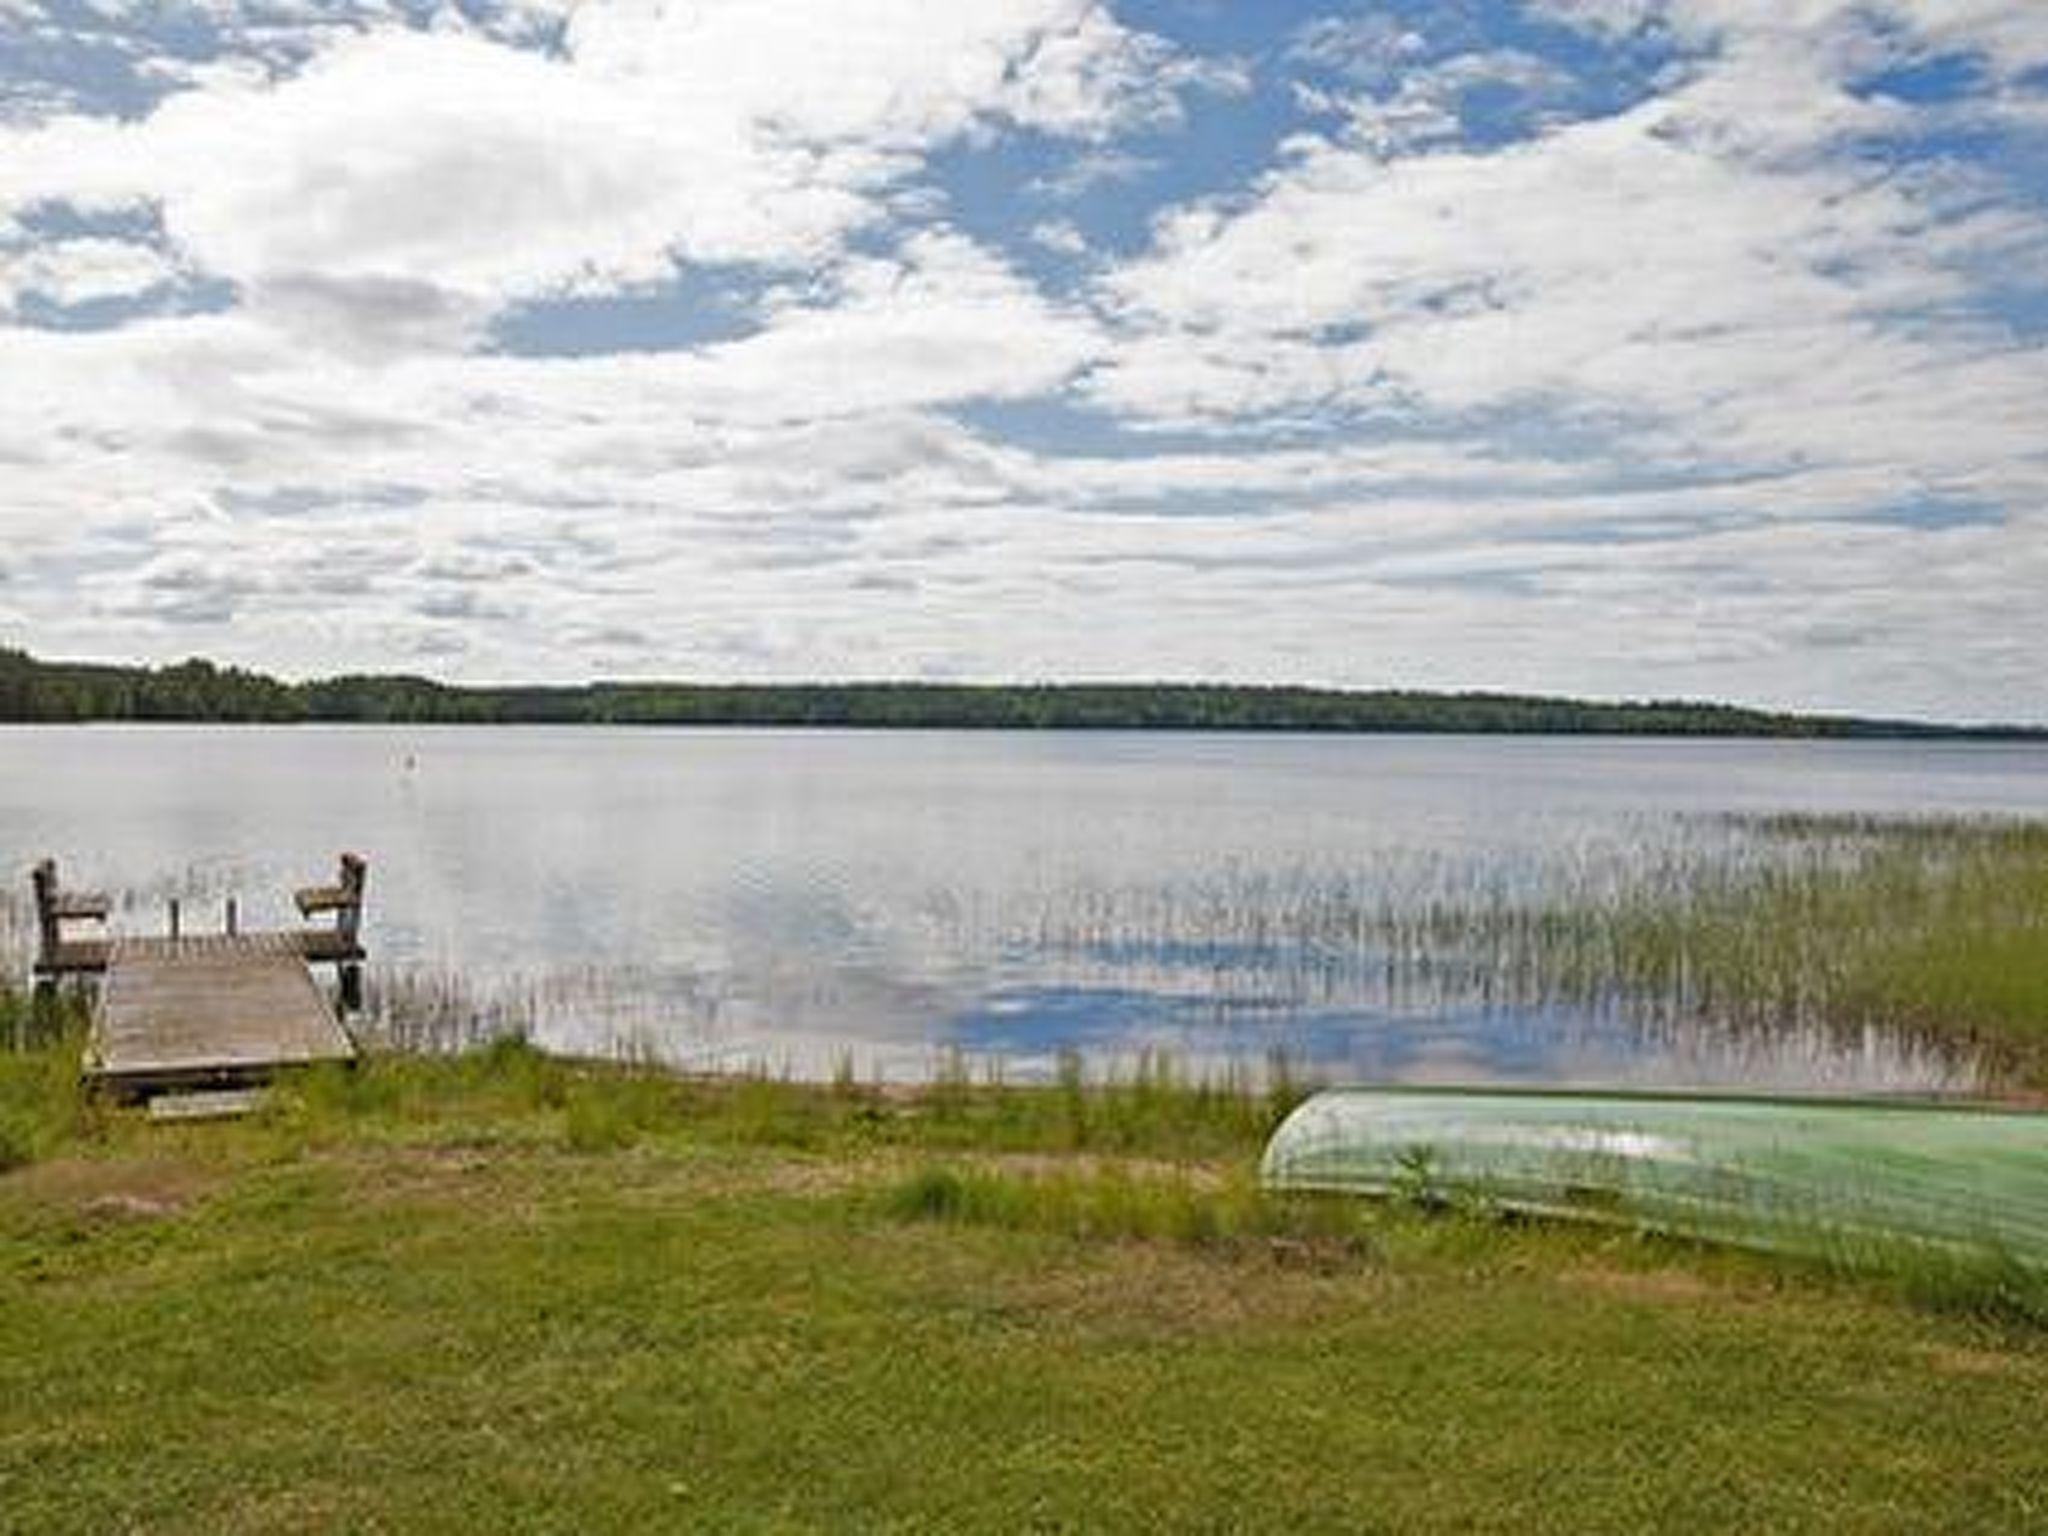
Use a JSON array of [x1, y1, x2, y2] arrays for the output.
[[84, 933, 357, 1095], [33, 854, 368, 1099]]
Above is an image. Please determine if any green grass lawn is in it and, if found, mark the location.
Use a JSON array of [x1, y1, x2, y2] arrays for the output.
[[2, 1044, 2044, 1533]]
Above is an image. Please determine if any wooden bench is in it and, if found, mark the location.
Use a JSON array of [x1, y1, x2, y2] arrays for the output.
[[30, 858, 112, 985], [295, 852, 366, 959], [295, 852, 367, 1008], [30, 853, 370, 1013]]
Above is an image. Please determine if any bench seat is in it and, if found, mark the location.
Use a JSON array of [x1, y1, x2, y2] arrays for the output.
[[32, 938, 112, 976], [298, 929, 367, 965], [294, 884, 355, 916]]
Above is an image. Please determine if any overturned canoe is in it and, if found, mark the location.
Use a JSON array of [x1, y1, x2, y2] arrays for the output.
[[1261, 1087, 2048, 1266]]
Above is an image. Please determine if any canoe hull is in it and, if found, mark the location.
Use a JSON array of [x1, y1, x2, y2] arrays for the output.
[[1261, 1087, 2048, 1265]]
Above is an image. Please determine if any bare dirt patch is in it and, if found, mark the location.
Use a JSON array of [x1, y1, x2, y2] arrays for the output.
[[1917, 1342, 2043, 1379], [2, 1155, 216, 1222], [1558, 1265, 1721, 1304], [970, 1151, 1235, 1186], [999, 1236, 1388, 1339]]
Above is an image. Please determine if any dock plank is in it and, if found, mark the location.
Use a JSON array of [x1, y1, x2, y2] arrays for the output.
[[87, 933, 355, 1092]]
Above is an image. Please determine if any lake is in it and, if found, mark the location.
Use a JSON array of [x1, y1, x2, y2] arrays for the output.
[[4, 726, 2044, 1089]]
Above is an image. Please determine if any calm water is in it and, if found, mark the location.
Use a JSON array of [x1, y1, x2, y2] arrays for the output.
[[3, 727, 2044, 1088]]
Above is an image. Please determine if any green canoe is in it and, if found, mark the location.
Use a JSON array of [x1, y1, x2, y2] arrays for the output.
[[1260, 1087, 2048, 1266]]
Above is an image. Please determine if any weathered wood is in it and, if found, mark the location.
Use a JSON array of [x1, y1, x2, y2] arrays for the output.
[[38, 938, 112, 975], [31, 859, 57, 962], [147, 1088, 266, 1122], [295, 853, 365, 926], [86, 932, 356, 1094], [33, 854, 371, 1092], [298, 930, 368, 965], [31, 858, 112, 981], [295, 854, 367, 1016]]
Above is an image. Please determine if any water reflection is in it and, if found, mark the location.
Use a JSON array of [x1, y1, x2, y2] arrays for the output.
[[4, 726, 2043, 1090]]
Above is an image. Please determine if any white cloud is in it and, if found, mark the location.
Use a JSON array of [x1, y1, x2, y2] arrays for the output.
[[1028, 218, 1089, 256], [0, 0, 1202, 335], [0, 235, 177, 311], [1090, 6, 2048, 494], [1026, 146, 1157, 201], [0, 1, 2043, 719], [1538, 0, 2048, 81], [1287, 14, 1429, 80], [666, 229, 1104, 421]]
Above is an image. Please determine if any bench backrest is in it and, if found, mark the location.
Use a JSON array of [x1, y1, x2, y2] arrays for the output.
[[338, 853, 366, 946], [30, 858, 58, 961]]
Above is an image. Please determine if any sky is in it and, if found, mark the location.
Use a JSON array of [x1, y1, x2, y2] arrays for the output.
[[1, 1, 2045, 721]]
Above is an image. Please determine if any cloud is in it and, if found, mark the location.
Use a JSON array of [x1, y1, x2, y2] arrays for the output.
[[1287, 14, 1430, 81], [0, 1, 1204, 334], [127, 557, 262, 625], [0, 235, 176, 312], [1090, 5, 2048, 493], [675, 229, 1103, 419], [0, 1, 2043, 720], [1025, 146, 1158, 201], [1029, 219, 1090, 256], [1537, 0, 2048, 79]]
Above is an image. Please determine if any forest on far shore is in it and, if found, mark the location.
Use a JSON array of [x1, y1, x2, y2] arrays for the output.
[[0, 646, 2032, 737]]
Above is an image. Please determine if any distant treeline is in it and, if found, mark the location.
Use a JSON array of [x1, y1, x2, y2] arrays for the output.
[[0, 646, 2032, 737]]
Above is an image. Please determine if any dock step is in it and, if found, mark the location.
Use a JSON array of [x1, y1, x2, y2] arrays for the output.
[[147, 1088, 268, 1122]]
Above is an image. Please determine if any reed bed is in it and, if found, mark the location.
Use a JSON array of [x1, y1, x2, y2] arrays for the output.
[[1536, 816, 2048, 1080], [1027, 814, 2048, 1086]]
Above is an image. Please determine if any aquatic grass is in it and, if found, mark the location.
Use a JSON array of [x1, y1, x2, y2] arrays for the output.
[[1580, 818, 2048, 1079], [0, 977, 89, 1056], [1025, 814, 2048, 1088]]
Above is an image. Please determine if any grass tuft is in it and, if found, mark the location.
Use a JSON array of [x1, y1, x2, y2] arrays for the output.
[[885, 1160, 1379, 1262], [0, 1023, 92, 1168]]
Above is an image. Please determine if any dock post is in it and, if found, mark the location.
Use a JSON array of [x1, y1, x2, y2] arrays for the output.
[[169, 898, 181, 942], [31, 859, 58, 978], [226, 896, 239, 937]]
